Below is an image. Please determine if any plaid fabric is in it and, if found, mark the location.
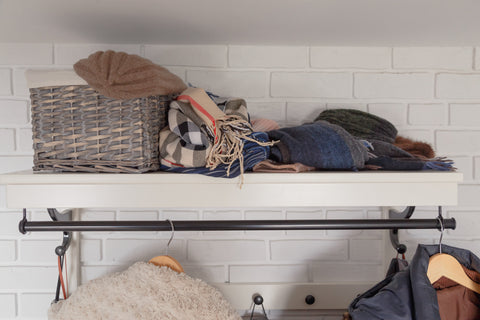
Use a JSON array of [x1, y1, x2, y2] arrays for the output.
[[159, 92, 252, 169], [160, 132, 270, 178], [160, 100, 212, 168]]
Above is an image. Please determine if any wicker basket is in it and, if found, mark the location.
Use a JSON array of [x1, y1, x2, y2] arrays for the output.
[[30, 85, 171, 173]]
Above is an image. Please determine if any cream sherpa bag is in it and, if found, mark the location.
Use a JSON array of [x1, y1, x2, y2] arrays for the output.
[[48, 262, 241, 320]]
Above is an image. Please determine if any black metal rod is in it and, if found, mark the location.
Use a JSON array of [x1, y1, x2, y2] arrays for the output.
[[20, 218, 456, 233]]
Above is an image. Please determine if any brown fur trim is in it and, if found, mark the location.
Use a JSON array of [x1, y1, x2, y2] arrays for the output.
[[394, 136, 435, 159]]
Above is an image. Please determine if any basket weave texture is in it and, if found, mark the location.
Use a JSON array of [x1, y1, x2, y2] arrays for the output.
[[31, 85, 171, 173]]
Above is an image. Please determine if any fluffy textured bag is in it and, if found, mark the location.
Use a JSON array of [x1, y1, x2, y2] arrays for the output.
[[48, 262, 240, 320]]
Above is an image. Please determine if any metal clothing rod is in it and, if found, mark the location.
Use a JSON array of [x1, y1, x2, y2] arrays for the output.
[[20, 218, 456, 233]]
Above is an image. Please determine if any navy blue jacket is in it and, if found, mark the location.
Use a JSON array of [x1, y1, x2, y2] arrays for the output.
[[349, 244, 480, 320]]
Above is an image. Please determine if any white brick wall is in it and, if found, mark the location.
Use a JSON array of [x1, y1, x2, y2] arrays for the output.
[[188, 240, 266, 262], [367, 103, 407, 126], [270, 240, 348, 261], [393, 47, 473, 70], [436, 73, 480, 98], [475, 157, 480, 180], [0, 100, 29, 125], [0, 267, 57, 290], [229, 264, 309, 283], [271, 72, 352, 98], [19, 293, 54, 318], [145, 45, 227, 67], [436, 130, 480, 154], [0, 68, 11, 95], [449, 156, 473, 181], [0, 294, 16, 318], [187, 70, 266, 97], [0, 240, 16, 262], [312, 263, 384, 283], [1, 44, 480, 319], [354, 73, 433, 98], [247, 101, 287, 124], [54, 44, 142, 65], [229, 46, 307, 68], [310, 47, 391, 69], [0, 129, 15, 152], [458, 185, 480, 207], [450, 103, 480, 126], [408, 103, 447, 126], [0, 44, 52, 65], [286, 102, 326, 126]]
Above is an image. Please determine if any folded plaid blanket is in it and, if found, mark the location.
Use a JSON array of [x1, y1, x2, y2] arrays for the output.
[[160, 88, 273, 177], [160, 100, 213, 168]]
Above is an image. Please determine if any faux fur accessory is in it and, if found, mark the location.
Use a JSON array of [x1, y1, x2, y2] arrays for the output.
[[74, 50, 187, 99], [394, 136, 435, 160], [48, 262, 241, 320]]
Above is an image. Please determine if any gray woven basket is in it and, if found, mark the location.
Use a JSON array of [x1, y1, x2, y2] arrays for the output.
[[30, 85, 171, 173]]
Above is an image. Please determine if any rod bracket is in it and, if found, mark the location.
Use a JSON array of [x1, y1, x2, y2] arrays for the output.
[[47, 209, 73, 256], [19, 208, 28, 234], [389, 206, 415, 255]]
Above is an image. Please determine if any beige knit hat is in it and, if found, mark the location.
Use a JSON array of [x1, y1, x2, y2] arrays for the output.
[[73, 50, 187, 99]]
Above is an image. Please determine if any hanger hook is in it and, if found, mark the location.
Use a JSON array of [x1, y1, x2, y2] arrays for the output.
[[166, 219, 175, 256], [437, 206, 444, 254]]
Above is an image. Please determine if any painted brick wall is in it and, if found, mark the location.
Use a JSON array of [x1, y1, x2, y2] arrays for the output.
[[1, 44, 480, 319]]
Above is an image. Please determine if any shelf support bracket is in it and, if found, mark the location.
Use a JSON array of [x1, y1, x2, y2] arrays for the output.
[[389, 206, 415, 254], [48, 209, 73, 302]]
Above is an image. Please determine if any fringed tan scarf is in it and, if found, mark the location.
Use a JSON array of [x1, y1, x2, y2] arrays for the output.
[[177, 88, 274, 177]]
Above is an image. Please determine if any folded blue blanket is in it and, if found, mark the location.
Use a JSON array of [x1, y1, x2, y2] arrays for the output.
[[267, 121, 369, 170]]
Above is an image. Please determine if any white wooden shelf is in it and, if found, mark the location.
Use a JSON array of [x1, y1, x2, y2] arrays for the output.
[[0, 170, 463, 209], [0, 169, 463, 310]]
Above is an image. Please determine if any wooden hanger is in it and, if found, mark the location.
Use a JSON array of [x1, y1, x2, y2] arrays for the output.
[[427, 253, 480, 294], [427, 208, 480, 293], [148, 220, 184, 273], [149, 255, 184, 273]]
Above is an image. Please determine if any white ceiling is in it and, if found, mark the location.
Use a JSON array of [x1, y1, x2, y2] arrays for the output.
[[1, 0, 480, 45]]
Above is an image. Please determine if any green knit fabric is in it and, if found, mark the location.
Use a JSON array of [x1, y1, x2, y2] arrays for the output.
[[315, 109, 397, 143]]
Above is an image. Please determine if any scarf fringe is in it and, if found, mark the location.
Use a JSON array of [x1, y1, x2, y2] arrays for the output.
[[423, 157, 455, 171], [206, 115, 276, 180]]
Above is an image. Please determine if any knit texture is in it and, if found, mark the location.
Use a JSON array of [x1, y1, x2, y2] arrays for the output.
[[48, 262, 240, 320], [74, 50, 187, 99], [267, 121, 369, 170], [315, 109, 397, 143]]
